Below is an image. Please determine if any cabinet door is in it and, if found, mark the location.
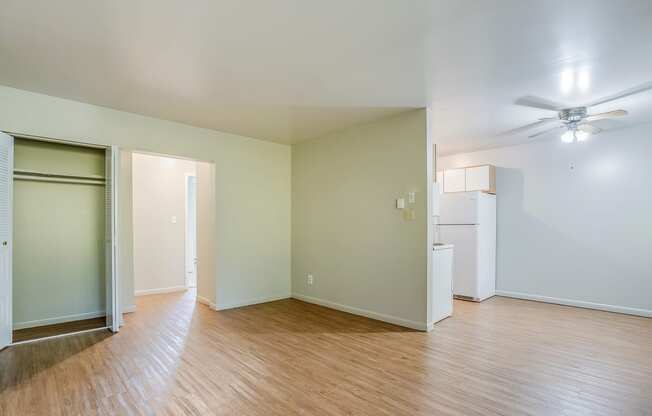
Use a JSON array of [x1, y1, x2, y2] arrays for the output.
[[443, 168, 465, 192], [465, 165, 490, 191]]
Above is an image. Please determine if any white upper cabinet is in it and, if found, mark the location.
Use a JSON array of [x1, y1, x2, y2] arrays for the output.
[[439, 165, 496, 194], [466, 165, 495, 193], [443, 168, 465, 193]]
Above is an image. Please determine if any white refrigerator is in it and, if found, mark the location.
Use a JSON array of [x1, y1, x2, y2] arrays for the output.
[[438, 191, 496, 301]]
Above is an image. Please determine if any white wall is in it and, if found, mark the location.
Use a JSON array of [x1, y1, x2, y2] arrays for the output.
[[0, 85, 292, 313], [132, 153, 196, 295], [438, 125, 652, 316], [292, 109, 430, 329]]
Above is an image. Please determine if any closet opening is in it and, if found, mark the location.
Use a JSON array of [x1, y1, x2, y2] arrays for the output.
[[130, 152, 215, 312], [6, 134, 119, 345]]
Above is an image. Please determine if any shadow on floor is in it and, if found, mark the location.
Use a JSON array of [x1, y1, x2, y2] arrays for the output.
[[0, 329, 113, 392]]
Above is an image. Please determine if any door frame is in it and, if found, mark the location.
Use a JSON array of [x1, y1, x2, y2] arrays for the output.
[[0, 131, 120, 347], [184, 173, 197, 288]]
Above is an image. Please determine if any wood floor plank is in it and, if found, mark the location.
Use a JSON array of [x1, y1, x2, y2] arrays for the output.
[[12, 317, 107, 343], [1, 290, 651, 415]]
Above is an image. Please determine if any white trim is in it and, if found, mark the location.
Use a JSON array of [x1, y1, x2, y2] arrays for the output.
[[184, 172, 197, 289], [0, 132, 13, 350], [11, 326, 108, 347], [426, 105, 434, 328], [495, 290, 652, 318], [109, 145, 121, 332], [122, 304, 136, 313], [196, 295, 217, 310], [215, 294, 290, 311], [13, 311, 106, 330], [292, 293, 428, 331], [135, 286, 188, 296]]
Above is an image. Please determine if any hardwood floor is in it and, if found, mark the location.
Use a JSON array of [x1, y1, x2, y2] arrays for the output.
[[1, 290, 651, 415], [12, 317, 107, 343]]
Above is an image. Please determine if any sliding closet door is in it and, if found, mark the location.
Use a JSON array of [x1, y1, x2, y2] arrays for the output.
[[105, 146, 120, 332], [0, 133, 13, 349]]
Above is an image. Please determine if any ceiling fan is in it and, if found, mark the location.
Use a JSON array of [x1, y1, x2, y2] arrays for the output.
[[510, 81, 652, 143]]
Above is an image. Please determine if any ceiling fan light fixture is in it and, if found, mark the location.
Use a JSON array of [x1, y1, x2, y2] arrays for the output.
[[561, 130, 575, 143]]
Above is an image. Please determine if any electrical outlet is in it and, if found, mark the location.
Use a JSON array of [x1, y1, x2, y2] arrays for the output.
[[307, 274, 314, 285]]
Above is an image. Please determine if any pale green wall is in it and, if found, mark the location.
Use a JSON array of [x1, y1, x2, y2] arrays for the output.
[[13, 138, 106, 327], [0, 85, 291, 312], [14, 138, 105, 177], [292, 109, 429, 327]]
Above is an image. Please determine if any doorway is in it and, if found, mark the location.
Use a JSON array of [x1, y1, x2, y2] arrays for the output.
[[130, 152, 215, 310]]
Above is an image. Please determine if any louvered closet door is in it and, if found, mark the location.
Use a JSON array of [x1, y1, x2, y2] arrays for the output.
[[105, 146, 120, 332], [0, 132, 13, 349]]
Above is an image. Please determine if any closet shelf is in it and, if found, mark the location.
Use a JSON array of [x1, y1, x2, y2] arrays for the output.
[[13, 168, 106, 185]]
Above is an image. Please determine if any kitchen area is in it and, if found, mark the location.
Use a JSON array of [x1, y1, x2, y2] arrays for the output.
[[431, 164, 497, 325]]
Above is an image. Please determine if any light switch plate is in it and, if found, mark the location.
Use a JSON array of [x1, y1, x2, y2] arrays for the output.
[[396, 198, 405, 209], [171, 216, 177, 224]]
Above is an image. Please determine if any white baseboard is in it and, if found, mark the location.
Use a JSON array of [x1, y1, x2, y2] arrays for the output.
[[196, 295, 217, 310], [495, 290, 652, 318], [135, 286, 188, 296], [215, 294, 290, 311], [292, 293, 428, 331], [122, 304, 137, 313], [14, 310, 106, 330]]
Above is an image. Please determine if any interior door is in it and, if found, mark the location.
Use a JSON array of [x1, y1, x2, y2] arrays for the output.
[[105, 146, 120, 332], [0, 132, 13, 349]]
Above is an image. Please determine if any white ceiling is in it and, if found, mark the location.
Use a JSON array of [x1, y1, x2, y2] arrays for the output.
[[1, 1, 651, 151]]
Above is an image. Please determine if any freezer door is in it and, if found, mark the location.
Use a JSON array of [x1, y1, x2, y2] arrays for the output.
[[439, 192, 479, 225], [438, 224, 479, 299]]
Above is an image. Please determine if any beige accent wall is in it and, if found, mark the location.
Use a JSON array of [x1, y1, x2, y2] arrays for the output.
[[0, 85, 292, 313], [292, 109, 429, 328]]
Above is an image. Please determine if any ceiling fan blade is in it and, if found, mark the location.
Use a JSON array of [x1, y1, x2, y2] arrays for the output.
[[578, 123, 602, 134], [502, 117, 560, 135], [528, 124, 565, 138], [585, 81, 652, 107], [584, 110, 628, 122], [515, 95, 567, 111]]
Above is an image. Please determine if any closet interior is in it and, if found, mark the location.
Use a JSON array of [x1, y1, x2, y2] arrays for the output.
[[12, 137, 109, 342]]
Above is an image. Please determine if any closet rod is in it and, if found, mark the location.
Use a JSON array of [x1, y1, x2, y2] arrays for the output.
[[13, 168, 105, 182], [13, 174, 105, 186]]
